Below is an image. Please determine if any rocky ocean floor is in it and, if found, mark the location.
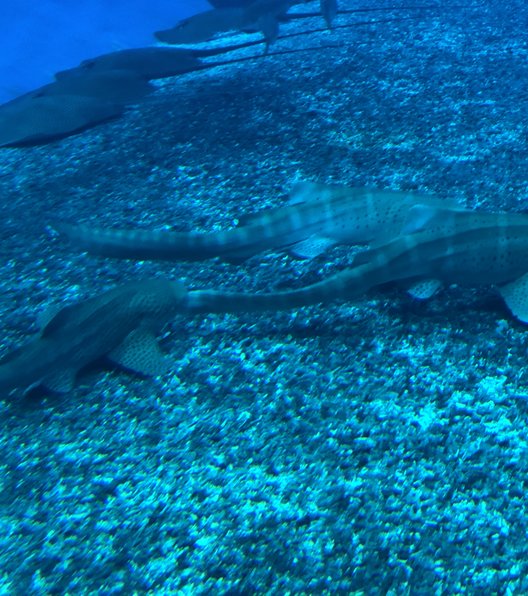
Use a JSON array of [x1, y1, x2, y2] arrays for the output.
[[1, 1, 528, 592]]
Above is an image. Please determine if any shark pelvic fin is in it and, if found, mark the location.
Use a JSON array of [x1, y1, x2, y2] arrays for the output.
[[43, 368, 77, 393]]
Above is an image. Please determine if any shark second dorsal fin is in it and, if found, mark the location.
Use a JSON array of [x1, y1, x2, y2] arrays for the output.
[[108, 329, 170, 377], [37, 303, 63, 332], [288, 180, 324, 205], [237, 180, 321, 226], [401, 204, 446, 235], [401, 203, 469, 236]]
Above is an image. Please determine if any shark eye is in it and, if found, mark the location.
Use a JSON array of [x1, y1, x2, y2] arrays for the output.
[[82, 60, 96, 70]]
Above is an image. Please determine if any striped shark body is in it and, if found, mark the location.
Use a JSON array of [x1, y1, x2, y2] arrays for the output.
[[183, 208, 528, 323], [0, 279, 187, 397], [57, 182, 447, 262]]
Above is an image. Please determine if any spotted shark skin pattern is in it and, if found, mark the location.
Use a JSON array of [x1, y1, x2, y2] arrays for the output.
[[182, 209, 528, 322], [57, 184, 445, 262]]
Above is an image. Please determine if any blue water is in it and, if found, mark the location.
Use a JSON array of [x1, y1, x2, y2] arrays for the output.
[[0, 0, 209, 104]]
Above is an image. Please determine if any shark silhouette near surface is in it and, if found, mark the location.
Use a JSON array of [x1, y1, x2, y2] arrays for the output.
[[180, 208, 528, 324], [54, 38, 286, 81], [156, 1, 296, 46], [0, 71, 153, 148], [0, 280, 187, 397], [0, 34, 336, 147], [155, 0, 337, 48], [155, 1, 453, 47], [56, 182, 450, 262], [157, 1, 439, 47]]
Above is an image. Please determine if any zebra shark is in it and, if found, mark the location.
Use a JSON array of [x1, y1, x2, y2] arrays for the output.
[[0, 279, 187, 396], [56, 182, 449, 262], [181, 207, 528, 323]]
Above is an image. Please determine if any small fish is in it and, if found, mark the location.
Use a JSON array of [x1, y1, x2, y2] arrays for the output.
[[56, 182, 448, 262], [0, 279, 187, 396], [181, 208, 528, 324]]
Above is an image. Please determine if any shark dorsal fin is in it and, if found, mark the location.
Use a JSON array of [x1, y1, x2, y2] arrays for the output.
[[288, 180, 325, 205], [37, 304, 62, 332], [401, 204, 446, 235], [40, 302, 81, 336], [236, 180, 328, 227], [401, 204, 469, 235]]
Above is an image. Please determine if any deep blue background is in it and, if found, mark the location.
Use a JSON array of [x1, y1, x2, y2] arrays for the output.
[[1, 1, 210, 104]]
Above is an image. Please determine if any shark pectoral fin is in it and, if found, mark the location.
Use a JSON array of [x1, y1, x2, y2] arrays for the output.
[[108, 329, 170, 377], [289, 236, 337, 259], [407, 279, 443, 300], [43, 369, 77, 393], [402, 204, 470, 235], [498, 274, 528, 323]]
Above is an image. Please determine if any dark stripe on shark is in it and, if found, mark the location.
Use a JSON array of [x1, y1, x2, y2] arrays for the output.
[[56, 184, 449, 262], [181, 209, 528, 324]]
